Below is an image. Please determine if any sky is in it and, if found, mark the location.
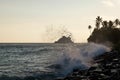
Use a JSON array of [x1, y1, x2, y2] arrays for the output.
[[0, 0, 120, 43]]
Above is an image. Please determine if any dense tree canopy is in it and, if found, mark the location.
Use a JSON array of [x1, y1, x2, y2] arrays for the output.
[[87, 16, 120, 50]]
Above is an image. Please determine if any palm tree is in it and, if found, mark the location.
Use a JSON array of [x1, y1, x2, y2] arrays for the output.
[[102, 21, 108, 28], [108, 20, 114, 28], [114, 19, 120, 27], [96, 16, 102, 29], [88, 25, 92, 34]]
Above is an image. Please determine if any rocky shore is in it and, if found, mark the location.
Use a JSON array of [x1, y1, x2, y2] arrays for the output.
[[56, 50, 120, 80]]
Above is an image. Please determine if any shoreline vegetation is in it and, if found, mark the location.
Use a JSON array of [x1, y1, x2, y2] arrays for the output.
[[55, 16, 120, 80], [87, 16, 120, 51]]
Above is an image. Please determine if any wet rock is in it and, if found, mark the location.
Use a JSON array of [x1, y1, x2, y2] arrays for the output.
[[55, 51, 120, 80]]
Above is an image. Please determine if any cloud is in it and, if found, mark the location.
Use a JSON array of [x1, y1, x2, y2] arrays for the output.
[[101, 0, 120, 7], [101, 0, 115, 7]]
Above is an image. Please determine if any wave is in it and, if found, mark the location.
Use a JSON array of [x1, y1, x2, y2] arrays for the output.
[[0, 43, 111, 80], [50, 43, 110, 76]]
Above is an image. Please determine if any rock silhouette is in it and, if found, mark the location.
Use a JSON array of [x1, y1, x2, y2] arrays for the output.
[[55, 36, 73, 43]]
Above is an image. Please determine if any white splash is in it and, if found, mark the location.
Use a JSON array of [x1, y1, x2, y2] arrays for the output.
[[54, 43, 110, 75]]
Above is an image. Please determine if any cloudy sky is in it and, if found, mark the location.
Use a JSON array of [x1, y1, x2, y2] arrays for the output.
[[0, 0, 120, 43]]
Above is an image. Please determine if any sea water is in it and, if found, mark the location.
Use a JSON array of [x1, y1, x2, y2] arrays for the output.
[[0, 43, 110, 80]]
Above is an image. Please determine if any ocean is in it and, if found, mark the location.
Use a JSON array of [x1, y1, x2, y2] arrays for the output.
[[0, 43, 110, 80]]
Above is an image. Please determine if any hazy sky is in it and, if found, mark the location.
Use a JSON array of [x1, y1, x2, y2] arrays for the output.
[[0, 0, 120, 43]]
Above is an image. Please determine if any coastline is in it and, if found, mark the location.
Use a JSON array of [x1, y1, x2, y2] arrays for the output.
[[56, 50, 120, 80]]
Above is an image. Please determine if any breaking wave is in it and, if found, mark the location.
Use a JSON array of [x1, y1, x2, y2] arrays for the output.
[[50, 43, 110, 76], [0, 43, 111, 80]]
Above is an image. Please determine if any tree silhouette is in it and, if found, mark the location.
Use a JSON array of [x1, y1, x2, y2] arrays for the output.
[[102, 21, 108, 28], [96, 16, 102, 29], [108, 20, 114, 28], [87, 16, 120, 50], [114, 19, 120, 27], [88, 25, 92, 34]]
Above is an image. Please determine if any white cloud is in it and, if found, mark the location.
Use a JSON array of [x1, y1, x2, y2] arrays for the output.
[[101, 0, 120, 7], [101, 0, 115, 7]]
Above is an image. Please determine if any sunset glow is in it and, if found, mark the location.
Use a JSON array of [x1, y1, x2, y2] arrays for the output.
[[0, 0, 120, 43]]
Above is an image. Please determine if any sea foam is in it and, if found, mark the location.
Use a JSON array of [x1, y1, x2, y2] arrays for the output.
[[53, 43, 110, 76]]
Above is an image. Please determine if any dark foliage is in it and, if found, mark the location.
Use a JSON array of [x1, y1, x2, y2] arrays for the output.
[[87, 16, 120, 50]]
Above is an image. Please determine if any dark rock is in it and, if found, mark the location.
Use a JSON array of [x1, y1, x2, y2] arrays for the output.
[[55, 51, 120, 80], [55, 36, 73, 43]]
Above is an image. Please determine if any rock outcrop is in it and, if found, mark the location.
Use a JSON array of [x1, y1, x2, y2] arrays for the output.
[[55, 36, 73, 43], [56, 50, 120, 80]]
